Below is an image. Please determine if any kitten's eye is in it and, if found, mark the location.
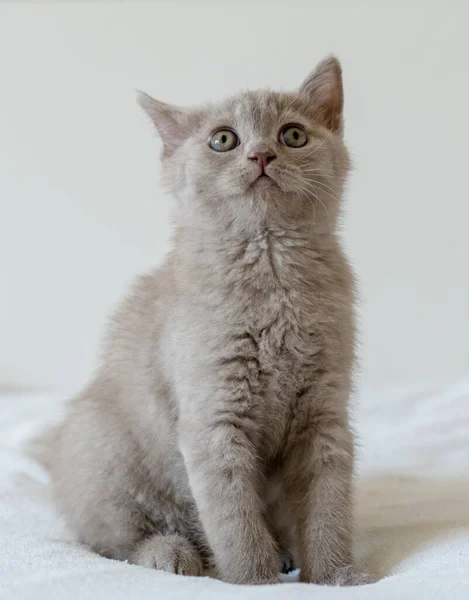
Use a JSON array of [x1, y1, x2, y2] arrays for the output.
[[209, 129, 239, 152], [280, 125, 308, 148]]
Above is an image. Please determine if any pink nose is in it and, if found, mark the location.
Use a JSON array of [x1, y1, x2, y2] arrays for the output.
[[248, 151, 276, 173]]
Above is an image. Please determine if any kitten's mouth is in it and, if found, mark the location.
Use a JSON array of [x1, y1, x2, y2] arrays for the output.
[[251, 173, 277, 187]]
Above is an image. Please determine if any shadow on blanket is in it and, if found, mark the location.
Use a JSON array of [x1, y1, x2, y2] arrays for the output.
[[356, 475, 469, 579]]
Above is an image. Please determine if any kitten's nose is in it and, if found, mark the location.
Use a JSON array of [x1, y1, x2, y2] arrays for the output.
[[248, 151, 276, 173]]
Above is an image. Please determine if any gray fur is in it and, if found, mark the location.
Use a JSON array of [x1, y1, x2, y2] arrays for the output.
[[40, 56, 371, 585]]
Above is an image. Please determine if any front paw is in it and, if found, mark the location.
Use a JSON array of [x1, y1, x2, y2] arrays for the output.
[[326, 565, 375, 586], [279, 550, 296, 574], [129, 534, 203, 576]]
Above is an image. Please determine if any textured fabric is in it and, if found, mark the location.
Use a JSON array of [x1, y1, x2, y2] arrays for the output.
[[1, 383, 469, 599]]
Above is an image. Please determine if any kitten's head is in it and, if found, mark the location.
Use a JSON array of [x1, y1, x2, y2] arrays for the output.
[[139, 56, 350, 235]]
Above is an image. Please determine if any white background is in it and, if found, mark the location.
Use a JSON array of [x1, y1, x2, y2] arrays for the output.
[[1, 0, 468, 393]]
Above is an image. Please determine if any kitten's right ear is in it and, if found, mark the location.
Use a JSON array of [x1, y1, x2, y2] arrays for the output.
[[298, 56, 344, 134], [137, 91, 193, 153]]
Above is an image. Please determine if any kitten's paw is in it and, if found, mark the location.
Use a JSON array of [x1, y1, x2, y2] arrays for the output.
[[129, 534, 203, 576], [278, 550, 296, 574], [326, 565, 375, 586]]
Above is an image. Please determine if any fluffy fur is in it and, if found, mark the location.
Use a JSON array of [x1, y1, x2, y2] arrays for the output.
[[40, 56, 371, 585]]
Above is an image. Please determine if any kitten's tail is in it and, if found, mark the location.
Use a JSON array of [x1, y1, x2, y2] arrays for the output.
[[25, 423, 62, 471]]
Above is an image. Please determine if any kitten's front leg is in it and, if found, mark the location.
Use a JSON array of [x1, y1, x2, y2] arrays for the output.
[[179, 416, 279, 585], [285, 402, 371, 586]]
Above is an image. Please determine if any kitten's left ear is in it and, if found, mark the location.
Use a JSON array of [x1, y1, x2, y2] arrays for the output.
[[299, 55, 344, 134], [138, 91, 195, 155]]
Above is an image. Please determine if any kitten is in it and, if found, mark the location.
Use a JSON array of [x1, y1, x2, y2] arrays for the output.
[[39, 56, 371, 585]]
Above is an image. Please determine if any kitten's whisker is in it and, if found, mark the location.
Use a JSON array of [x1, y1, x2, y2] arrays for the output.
[[290, 182, 318, 242], [301, 170, 347, 181], [302, 178, 339, 197], [291, 181, 318, 225], [301, 186, 340, 211], [291, 177, 334, 232], [312, 193, 332, 232], [293, 182, 316, 220], [295, 175, 341, 201]]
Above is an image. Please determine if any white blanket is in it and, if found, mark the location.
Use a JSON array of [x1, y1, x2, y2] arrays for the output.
[[1, 383, 469, 599]]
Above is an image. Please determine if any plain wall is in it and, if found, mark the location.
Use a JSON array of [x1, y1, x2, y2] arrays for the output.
[[1, 0, 468, 393]]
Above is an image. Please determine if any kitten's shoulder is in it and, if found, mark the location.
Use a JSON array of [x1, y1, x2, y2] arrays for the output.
[[102, 260, 174, 365]]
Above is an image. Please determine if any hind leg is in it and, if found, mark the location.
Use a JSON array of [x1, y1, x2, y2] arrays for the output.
[[52, 385, 208, 575], [61, 475, 207, 577], [67, 482, 208, 575]]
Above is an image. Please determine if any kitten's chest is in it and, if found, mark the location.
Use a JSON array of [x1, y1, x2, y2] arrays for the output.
[[247, 288, 318, 376], [214, 237, 327, 397], [227, 234, 322, 367], [232, 289, 322, 456], [186, 235, 343, 450], [222, 282, 322, 402]]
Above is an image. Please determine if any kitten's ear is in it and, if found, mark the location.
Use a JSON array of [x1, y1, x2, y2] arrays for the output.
[[299, 55, 344, 134], [137, 91, 194, 153]]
